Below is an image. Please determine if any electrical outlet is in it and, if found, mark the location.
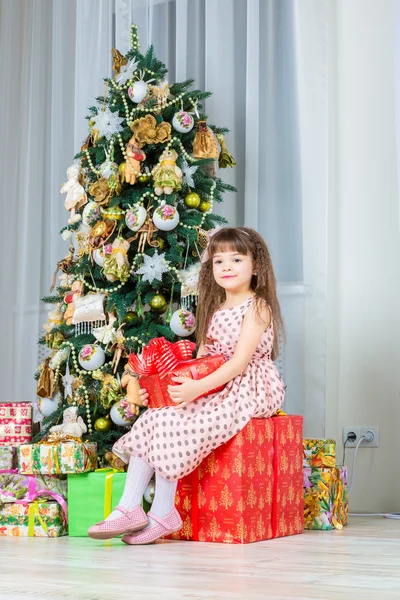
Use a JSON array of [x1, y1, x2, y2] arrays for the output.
[[342, 426, 380, 448]]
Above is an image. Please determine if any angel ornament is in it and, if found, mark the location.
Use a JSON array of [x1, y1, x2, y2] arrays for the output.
[[180, 262, 201, 310], [102, 237, 131, 282], [128, 214, 159, 253], [49, 407, 87, 440], [110, 325, 127, 373], [92, 313, 118, 347], [61, 165, 88, 224]]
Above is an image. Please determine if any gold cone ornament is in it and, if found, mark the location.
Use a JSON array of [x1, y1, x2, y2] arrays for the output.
[[216, 133, 236, 168]]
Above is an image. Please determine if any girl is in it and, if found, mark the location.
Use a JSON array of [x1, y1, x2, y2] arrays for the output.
[[88, 227, 285, 544]]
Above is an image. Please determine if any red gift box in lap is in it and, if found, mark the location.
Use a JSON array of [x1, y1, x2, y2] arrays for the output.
[[140, 355, 226, 409], [0, 403, 32, 445], [168, 415, 304, 543]]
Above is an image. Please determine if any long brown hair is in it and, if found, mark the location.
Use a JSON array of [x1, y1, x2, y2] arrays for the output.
[[196, 227, 284, 359]]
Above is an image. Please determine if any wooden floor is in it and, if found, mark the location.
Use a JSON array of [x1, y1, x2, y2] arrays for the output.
[[0, 517, 399, 600]]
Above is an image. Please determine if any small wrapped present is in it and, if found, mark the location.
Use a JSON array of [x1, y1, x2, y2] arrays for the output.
[[0, 402, 32, 445], [17, 441, 97, 475], [0, 499, 67, 537], [303, 438, 336, 468], [128, 337, 225, 408], [0, 446, 16, 470], [303, 465, 348, 530], [0, 471, 67, 507], [68, 470, 127, 536], [168, 415, 304, 544]]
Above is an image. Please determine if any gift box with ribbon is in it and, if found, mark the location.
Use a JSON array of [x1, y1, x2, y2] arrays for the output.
[[303, 465, 348, 530], [0, 402, 32, 445], [303, 438, 336, 468], [0, 446, 15, 470], [128, 337, 226, 409], [167, 415, 304, 544], [0, 494, 68, 537], [17, 441, 97, 475], [0, 470, 67, 508]]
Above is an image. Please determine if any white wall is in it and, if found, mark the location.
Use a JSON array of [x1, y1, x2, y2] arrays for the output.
[[326, 0, 400, 512]]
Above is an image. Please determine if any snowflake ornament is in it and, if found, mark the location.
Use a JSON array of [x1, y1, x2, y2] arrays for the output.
[[92, 106, 125, 141], [136, 250, 168, 283], [116, 59, 139, 85], [182, 158, 198, 188]]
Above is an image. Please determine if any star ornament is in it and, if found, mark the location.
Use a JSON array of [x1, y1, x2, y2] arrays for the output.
[[136, 250, 169, 283], [92, 106, 125, 141], [182, 158, 198, 188], [116, 59, 139, 85]]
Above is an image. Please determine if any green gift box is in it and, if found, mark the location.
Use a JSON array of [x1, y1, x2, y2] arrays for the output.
[[67, 470, 127, 537]]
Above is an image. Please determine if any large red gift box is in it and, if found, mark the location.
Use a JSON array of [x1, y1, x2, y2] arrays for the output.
[[0, 402, 32, 445], [140, 355, 226, 409], [168, 415, 304, 543]]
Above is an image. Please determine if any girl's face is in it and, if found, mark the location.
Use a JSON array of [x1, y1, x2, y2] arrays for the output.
[[212, 250, 254, 293]]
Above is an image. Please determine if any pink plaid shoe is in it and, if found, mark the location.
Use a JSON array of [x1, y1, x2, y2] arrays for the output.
[[88, 505, 148, 540], [121, 508, 183, 545]]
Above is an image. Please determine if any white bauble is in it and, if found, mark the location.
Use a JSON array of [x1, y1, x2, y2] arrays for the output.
[[78, 345, 105, 371], [172, 111, 194, 133], [99, 160, 118, 180], [37, 392, 62, 418], [82, 201, 101, 226], [153, 202, 180, 232], [128, 80, 148, 104], [49, 347, 69, 370], [93, 247, 105, 267], [125, 204, 147, 232], [110, 401, 137, 427], [61, 230, 73, 242], [169, 309, 196, 337], [144, 481, 155, 505]]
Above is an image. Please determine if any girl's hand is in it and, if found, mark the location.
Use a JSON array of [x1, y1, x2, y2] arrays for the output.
[[167, 376, 200, 409], [138, 387, 149, 407]]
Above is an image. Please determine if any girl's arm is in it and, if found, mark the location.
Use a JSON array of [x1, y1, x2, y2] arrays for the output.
[[168, 302, 271, 405]]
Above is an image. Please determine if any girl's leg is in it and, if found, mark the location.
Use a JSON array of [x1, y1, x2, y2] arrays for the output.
[[147, 472, 178, 524], [107, 455, 154, 521]]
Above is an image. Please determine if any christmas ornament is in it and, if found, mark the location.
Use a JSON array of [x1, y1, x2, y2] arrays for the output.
[[110, 325, 127, 373], [92, 245, 112, 267], [125, 204, 147, 232], [115, 57, 138, 84], [100, 206, 124, 221], [181, 158, 198, 188], [61, 164, 88, 224], [64, 280, 85, 326], [94, 416, 111, 432], [121, 368, 143, 416], [103, 237, 131, 282], [110, 400, 137, 426], [61, 229, 73, 241], [78, 345, 106, 371], [112, 48, 128, 77], [153, 201, 180, 231], [49, 347, 69, 370], [169, 309, 196, 337], [92, 313, 118, 346], [180, 263, 201, 309], [130, 114, 171, 147], [155, 236, 165, 250], [125, 138, 146, 185], [89, 219, 116, 248], [193, 120, 219, 178], [82, 201, 101, 226], [184, 192, 201, 209], [37, 391, 62, 418], [37, 359, 55, 399], [146, 81, 170, 112], [136, 250, 168, 284], [91, 106, 124, 141], [118, 162, 126, 178], [216, 133, 236, 168], [198, 200, 211, 213], [99, 160, 118, 180], [49, 406, 87, 439], [92, 371, 123, 408], [43, 305, 63, 334], [144, 481, 155, 504], [129, 214, 159, 252], [172, 110, 194, 133], [124, 311, 137, 323], [62, 360, 74, 400], [72, 293, 106, 334], [137, 171, 151, 183], [149, 293, 167, 314], [128, 80, 148, 104], [152, 149, 182, 195], [104, 451, 126, 470], [88, 178, 112, 206]]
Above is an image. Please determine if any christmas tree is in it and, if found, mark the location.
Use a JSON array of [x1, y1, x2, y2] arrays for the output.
[[35, 24, 236, 459]]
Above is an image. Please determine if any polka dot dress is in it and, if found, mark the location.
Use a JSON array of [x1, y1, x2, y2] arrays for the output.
[[113, 297, 285, 480]]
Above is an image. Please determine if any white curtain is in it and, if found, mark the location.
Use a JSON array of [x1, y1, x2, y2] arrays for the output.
[[0, 0, 328, 436]]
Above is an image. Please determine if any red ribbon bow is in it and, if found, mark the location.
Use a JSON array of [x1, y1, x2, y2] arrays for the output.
[[128, 337, 196, 377]]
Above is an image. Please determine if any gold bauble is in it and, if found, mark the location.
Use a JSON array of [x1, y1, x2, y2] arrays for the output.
[[100, 206, 124, 221], [94, 417, 112, 432], [150, 293, 168, 314], [125, 311, 138, 323], [137, 173, 151, 183], [184, 192, 201, 209], [198, 200, 211, 213], [118, 162, 126, 175], [155, 237, 165, 250]]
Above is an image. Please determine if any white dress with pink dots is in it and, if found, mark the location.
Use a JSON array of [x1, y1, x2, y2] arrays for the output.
[[113, 297, 285, 480]]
